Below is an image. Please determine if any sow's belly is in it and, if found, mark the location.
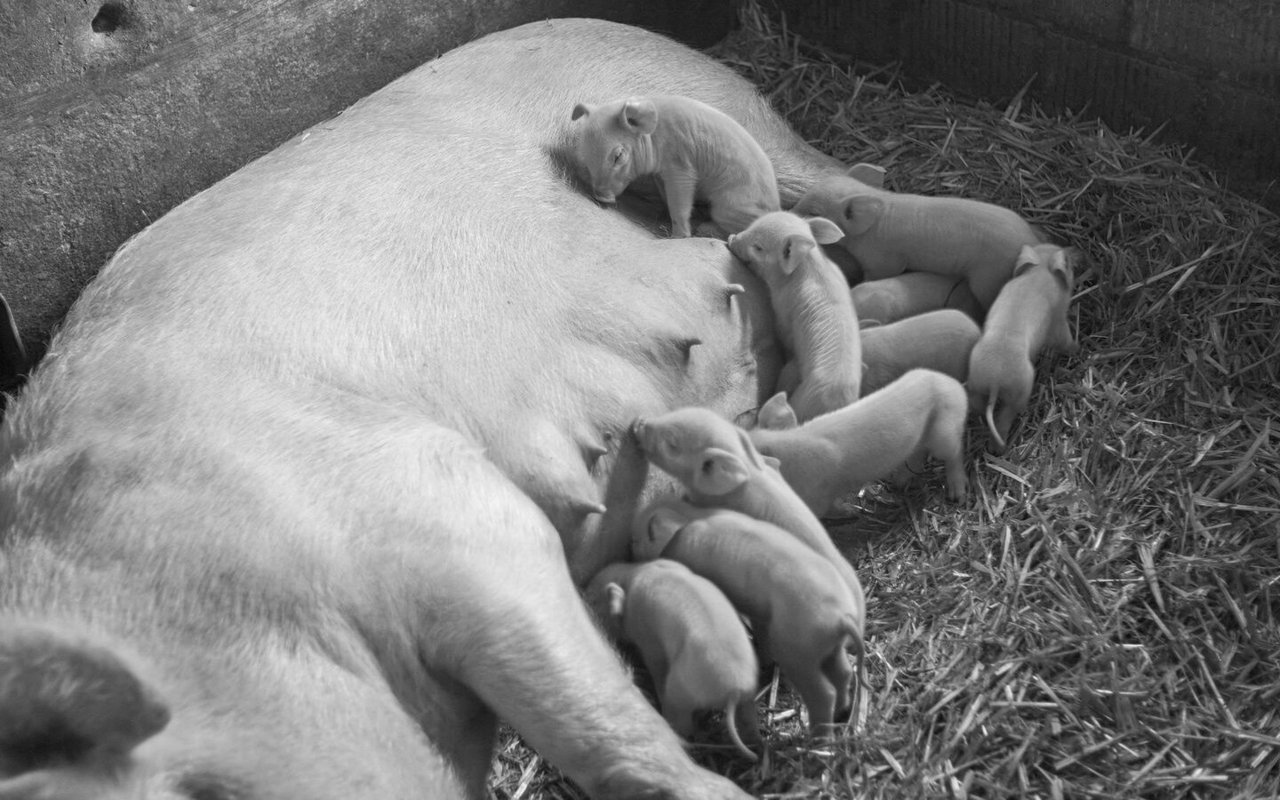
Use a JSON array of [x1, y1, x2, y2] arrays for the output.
[[35, 18, 844, 580]]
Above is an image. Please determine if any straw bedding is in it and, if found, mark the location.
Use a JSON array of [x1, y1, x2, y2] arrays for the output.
[[490, 2, 1280, 797]]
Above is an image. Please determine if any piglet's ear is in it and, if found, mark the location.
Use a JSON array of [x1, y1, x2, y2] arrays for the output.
[[733, 407, 760, 429], [691, 448, 749, 495], [847, 162, 886, 189], [1047, 247, 1077, 289], [646, 507, 687, 554], [606, 583, 626, 618], [621, 98, 658, 135], [571, 103, 591, 121], [781, 235, 815, 275], [807, 216, 844, 245], [1012, 244, 1040, 278], [758, 391, 799, 430], [841, 195, 883, 236]]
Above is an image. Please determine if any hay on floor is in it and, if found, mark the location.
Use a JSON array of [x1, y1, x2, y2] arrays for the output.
[[491, 3, 1280, 798]]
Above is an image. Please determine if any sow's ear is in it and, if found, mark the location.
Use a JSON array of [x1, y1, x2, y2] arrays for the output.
[[571, 102, 591, 121], [691, 448, 750, 495], [841, 195, 884, 237], [620, 98, 658, 135], [1012, 244, 1041, 278], [807, 216, 844, 246], [847, 162, 886, 189]]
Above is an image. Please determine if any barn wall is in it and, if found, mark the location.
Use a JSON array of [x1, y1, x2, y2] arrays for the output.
[[0, 0, 735, 372], [771, 0, 1279, 208]]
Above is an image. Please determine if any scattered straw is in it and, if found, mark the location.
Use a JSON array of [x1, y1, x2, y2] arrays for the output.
[[492, 2, 1280, 797]]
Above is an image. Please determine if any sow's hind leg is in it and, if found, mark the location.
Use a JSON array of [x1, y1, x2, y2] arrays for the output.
[[345, 424, 749, 800]]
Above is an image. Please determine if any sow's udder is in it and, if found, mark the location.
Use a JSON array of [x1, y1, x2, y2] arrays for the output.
[[463, 221, 780, 584]]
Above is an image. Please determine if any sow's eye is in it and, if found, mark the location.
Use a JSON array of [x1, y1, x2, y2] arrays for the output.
[[611, 147, 626, 166]]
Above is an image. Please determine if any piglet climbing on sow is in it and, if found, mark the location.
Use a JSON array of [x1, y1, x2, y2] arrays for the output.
[[571, 95, 780, 238]]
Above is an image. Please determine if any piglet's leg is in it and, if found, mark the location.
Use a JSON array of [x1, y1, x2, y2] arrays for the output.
[[779, 656, 838, 737], [660, 681, 699, 740], [734, 695, 762, 746], [822, 645, 855, 724], [661, 168, 698, 239]]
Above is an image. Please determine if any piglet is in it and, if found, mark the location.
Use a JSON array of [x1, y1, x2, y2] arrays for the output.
[[571, 95, 779, 238], [967, 243, 1078, 453], [750, 369, 969, 515], [632, 499, 864, 735], [860, 309, 982, 396], [769, 307, 978, 400], [727, 211, 861, 421], [631, 407, 865, 634], [584, 560, 759, 760], [792, 167, 1041, 308], [850, 272, 982, 326]]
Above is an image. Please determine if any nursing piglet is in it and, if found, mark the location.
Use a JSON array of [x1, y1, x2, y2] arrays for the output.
[[851, 272, 983, 326], [571, 95, 780, 238], [860, 309, 982, 396], [792, 168, 1041, 308], [750, 369, 969, 515], [631, 407, 865, 636], [967, 243, 1079, 453], [727, 211, 861, 421], [632, 499, 863, 735], [585, 560, 760, 760]]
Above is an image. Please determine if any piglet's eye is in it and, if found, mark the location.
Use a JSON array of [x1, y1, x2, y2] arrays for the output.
[[782, 243, 792, 260]]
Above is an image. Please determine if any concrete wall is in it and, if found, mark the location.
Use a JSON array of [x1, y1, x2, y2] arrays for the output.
[[0, 0, 735, 375], [773, 0, 1279, 209]]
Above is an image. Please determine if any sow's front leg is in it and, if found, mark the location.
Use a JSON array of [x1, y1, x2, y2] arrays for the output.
[[354, 428, 749, 800]]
